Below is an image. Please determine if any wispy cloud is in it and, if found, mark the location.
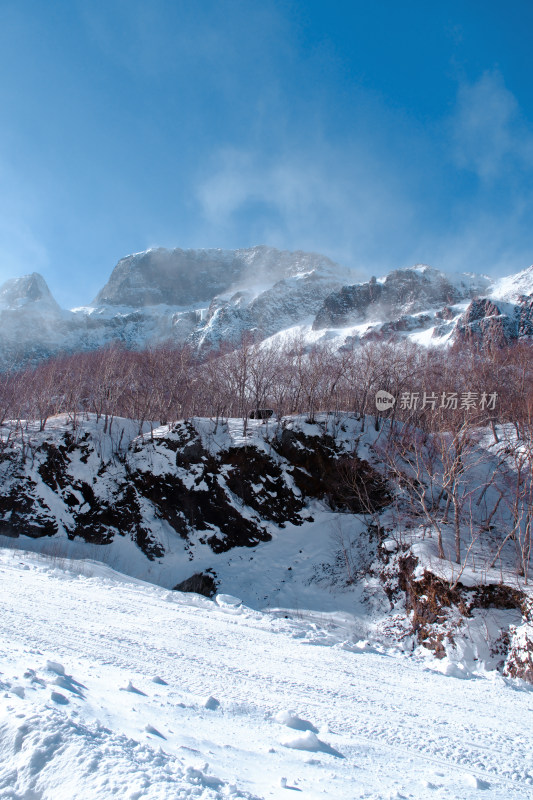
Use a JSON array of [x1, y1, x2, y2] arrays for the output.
[[3, 2, 533, 299], [80, 0, 290, 89], [451, 70, 533, 181], [436, 70, 533, 275], [193, 71, 533, 279], [194, 143, 417, 274]]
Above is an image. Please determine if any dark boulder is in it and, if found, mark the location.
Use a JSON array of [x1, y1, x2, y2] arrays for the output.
[[173, 572, 218, 597]]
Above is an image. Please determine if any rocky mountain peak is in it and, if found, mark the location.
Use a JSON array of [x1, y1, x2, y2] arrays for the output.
[[312, 265, 492, 330], [0, 272, 61, 313], [93, 246, 344, 308]]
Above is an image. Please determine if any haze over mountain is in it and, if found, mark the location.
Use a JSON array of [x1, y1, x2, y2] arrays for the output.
[[0, 245, 531, 367], [94, 246, 344, 307]]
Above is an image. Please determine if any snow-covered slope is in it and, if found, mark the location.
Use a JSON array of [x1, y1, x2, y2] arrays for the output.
[[490, 263, 533, 302], [0, 413, 389, 592], [1, 547, 533, 800], [2, 410, 533, 795]]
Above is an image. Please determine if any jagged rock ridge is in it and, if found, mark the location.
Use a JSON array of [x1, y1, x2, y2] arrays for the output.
[[312, 265, 491, 330], [94, 245, 343, 307], [311, 263, 533, 349], [456, 295, 533, 345]]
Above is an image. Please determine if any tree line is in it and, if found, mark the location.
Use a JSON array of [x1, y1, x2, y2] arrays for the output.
[[0, 336, 531, 435], [0, 336, 532, 581]]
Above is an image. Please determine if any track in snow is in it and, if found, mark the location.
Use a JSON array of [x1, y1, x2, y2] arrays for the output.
[[1, 549, 533, 799]]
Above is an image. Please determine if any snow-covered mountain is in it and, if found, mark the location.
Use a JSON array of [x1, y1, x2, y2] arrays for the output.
[[94, 245, 344, 307], [490, 263, 533, 301], [309, 263, 533, 348], [87, 245, 352, 353], [313, 265, 491, 329], [0, 250, 532, 367], [0, 272, 61, 314], [0, 246, 352, 366], [0, 273, 74, 365]]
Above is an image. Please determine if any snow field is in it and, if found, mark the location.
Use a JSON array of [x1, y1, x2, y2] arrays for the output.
[[1, 549, 533, 799]]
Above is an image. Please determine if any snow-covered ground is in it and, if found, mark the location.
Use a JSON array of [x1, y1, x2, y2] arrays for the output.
[[1, 548, 533, 800]]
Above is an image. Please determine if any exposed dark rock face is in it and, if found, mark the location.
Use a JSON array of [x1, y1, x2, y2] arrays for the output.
[[222, 446, 305, 527], [128, 460, 270, 554], [174, 571, 218, 597], [0, 416, 389, 562], [271, 428, 389, 513], [95, 246, 342, 308], [312, 267, 488, 330], [455, 295, 533, 347], [313, 279, 384, 329], [0, 475, 58, 539]]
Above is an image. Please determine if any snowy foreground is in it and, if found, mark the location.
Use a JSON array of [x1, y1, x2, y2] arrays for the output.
[[1, 550, 533, 800]]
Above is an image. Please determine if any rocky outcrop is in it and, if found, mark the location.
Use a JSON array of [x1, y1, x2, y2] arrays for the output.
[[456, 295, 533, 346], [173, 571, 218, 597], [312, 266, 489, 330], [0, 415, 389, 560], [384, 552, 532, 681], [312, 264, 533, 350], [94, 246, 343, 308], [312, 277, 384, 329], [517, 295, 533, 338]]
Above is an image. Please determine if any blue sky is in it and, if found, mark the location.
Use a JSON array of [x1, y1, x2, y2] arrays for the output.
[[1, 0, 532, 306]]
